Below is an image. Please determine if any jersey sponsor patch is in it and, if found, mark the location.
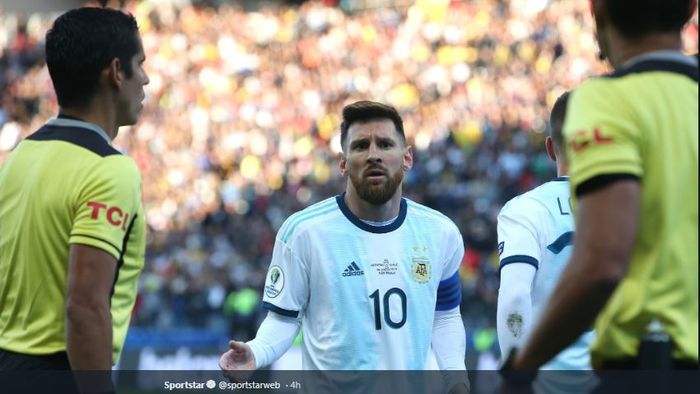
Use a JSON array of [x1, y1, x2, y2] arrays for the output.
[[86, 201, 130, 230], [265, 265, 285, 298], [569, 127, 614, 153]]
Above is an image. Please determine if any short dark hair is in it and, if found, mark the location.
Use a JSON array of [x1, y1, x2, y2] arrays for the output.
[[340, 101, 405, 150], [46, 7, 140, 108], [548, 91, 570, 153], [605, 0, 696, 39]]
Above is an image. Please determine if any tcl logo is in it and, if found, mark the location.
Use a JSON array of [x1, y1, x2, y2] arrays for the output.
[[570, 127, 614, 153], [86, 201, 130, 230]]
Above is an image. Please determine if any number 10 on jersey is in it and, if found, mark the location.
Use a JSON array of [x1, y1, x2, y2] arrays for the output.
[[369, 288, 407, 330]]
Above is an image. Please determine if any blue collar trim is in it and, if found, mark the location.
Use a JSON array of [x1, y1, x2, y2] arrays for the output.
[[335, 193, 407, 234]]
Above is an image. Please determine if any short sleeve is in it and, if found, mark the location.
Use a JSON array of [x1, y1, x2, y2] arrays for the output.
[[441, 223, 465, 281], [262, 236, 310, 318], [497, 198, 543, 272], [563, 81, 643, 196], [69, 156, 141, 260], [436, 222, 465, 311]]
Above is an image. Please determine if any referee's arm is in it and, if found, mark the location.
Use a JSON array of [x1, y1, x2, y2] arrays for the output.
[[511, 180, 640, 370], [66, 244, 117, 370]]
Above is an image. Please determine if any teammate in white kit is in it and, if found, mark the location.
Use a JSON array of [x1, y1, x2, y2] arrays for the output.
[[219, 101, 469, 392], [496, 92, 596, 392]]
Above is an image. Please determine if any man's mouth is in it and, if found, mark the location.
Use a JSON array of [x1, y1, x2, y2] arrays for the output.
[[364, 168, 387, 181]]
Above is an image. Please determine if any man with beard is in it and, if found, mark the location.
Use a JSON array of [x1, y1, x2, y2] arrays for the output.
[[220, 101, 469, 393]]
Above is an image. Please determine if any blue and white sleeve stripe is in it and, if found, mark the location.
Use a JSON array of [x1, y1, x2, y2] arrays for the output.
[[498, 255, 539, 275], [263, 301, 299, 318], [436, 271, 462, 311]]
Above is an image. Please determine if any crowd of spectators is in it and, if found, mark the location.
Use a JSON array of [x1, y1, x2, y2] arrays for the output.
[[1, 0, 697, 356]]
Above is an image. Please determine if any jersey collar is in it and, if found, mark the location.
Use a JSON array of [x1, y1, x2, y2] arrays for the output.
[[622, 50, 697, 69], [47, 117, 112, 145], [335, 193, 407, 234]]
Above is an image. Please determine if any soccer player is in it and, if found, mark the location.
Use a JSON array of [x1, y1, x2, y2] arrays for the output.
[[220, 101, 469, 393], [496, 92, 596, 392], [0, 6, 149, 379], [501, 0, 698, 391]]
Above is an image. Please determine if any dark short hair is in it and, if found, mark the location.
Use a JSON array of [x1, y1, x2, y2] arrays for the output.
[[548, 91, 570, 153], [604, 0, 696, 39], [340, 101, 405, 150], [45, 7, 140, 108]]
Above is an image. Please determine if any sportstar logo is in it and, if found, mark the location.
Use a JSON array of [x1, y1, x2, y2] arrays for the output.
[[342, 261, 364, 277]]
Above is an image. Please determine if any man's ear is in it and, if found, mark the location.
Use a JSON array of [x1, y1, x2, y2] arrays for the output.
[[403, 145, 413, 171], [107, 57, 123, 89], [545, 136, 557, 163], [338, 151, 348, 176]]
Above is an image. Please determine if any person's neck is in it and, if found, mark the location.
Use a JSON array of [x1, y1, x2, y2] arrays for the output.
[[59, 102, 118, 140], [556, 162, 568, 178], [608, 30, 683, 69], [344, 186, 402, 222]]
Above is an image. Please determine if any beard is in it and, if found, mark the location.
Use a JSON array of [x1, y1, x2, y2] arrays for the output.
[[349, 167, 405, 205]]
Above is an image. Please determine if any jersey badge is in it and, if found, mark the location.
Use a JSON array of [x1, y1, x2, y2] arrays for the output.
[[412, 256, 431, 283], [265, 265, 285, 298]]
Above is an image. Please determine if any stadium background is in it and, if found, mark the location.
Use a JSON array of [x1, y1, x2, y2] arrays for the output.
[[0, 0, 697, 372]]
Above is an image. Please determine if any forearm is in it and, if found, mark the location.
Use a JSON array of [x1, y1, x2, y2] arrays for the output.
[[497, 264, 534, 358], [432, 308, 469, 393], [66, 302, 113, 370], [514, 254, 619, 369], [432, 307, 467, 370], [247, 312, 301, 369]]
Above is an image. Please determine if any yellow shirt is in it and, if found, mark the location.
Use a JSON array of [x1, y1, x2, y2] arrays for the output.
[[564, 52, 698, 368], [0, 118, 145, 363]]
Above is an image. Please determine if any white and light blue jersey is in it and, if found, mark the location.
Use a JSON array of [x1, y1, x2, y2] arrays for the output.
[[497, 178, 594, 371], [261, 194, 464, 370]]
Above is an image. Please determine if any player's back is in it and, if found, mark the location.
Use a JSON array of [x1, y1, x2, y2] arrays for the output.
[[499, 178, 594, 371]]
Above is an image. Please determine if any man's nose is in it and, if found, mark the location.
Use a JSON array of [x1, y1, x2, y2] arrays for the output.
[[367, 144, 382, 162]]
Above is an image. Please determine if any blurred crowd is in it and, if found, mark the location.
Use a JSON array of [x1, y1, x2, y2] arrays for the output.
[[1, 0, 697, 354]]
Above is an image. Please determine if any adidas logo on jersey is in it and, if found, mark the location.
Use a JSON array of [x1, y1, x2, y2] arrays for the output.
[[342, 261, 364, 277]]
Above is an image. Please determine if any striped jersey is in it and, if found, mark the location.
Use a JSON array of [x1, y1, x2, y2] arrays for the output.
[[261, 194, 464, 370], [498, 178, 594, 370]]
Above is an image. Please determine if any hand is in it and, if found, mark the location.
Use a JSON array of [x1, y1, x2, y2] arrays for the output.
[[498, 349, 536, 394], [447, 382, 470, 394], [219, 340, 256, 382]]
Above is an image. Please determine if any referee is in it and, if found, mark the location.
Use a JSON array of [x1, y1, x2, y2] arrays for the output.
[[0, 6, 149, 381], [502, 0, 698, 392]]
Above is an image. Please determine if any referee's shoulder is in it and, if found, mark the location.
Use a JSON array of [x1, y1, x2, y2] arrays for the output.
[[96, 151, 142, 178]]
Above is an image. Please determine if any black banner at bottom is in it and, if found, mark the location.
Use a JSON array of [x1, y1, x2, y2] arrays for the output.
[[0, 369, 698, 394]]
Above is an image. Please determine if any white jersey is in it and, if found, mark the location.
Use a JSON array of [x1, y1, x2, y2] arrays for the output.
[[261, 194, 464, 370], [497, 178, 594, 371]]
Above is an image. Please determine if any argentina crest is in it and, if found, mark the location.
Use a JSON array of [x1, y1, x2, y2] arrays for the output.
[[411, 253, 431, 284]]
